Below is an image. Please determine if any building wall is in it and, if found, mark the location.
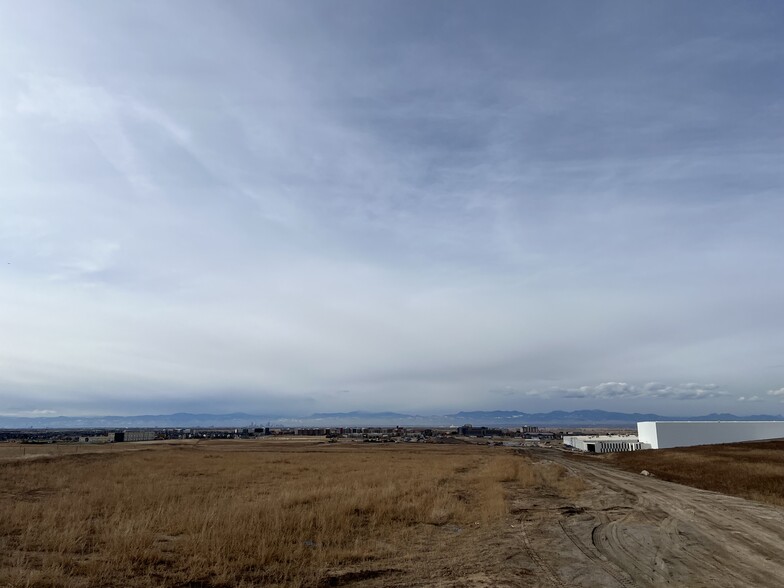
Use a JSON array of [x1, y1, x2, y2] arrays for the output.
[[563, 435, 640, 453], [598, 440, 641, 452], [637, 422, 659, 449], [116, 430, 156, 442], [80, 436, 110, 444], [637, 421, 784, 450]]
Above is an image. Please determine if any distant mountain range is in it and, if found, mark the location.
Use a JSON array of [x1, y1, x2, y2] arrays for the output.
[[1, 409, 783, 429]]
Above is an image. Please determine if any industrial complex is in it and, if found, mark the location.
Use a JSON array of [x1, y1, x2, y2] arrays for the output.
[[637, 421, 784, 450], [561, 435, 641, 453], [564, 420, 784, 453]]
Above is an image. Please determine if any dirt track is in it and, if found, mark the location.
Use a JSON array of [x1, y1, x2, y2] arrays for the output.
[[513, 448, 784, 587]]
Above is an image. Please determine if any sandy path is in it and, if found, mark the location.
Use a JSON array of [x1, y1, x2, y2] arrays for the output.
[[516, 448, 784, 587]]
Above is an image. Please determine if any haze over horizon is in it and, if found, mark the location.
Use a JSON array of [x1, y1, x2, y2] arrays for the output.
[[2, 1, 784, 418]]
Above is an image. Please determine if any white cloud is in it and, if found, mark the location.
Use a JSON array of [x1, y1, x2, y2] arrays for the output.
[[55, 239, 120, 279], [738, 395, 761, 402], [0, 409, 57, 417], [768, 388, 784, 398], [545, 382, 726, 401]]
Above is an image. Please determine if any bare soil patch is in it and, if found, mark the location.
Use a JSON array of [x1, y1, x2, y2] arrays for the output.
[[515, 448, 784, 587]]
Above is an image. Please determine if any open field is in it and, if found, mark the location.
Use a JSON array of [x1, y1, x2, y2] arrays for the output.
[[4, 440, 784, 587], [0, 440, 580, 588], [603, 439, 784, 507]]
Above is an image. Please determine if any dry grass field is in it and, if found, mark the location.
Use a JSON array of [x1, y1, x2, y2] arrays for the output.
[[0, 440, 581, 588], [604, 439, 784, 507]]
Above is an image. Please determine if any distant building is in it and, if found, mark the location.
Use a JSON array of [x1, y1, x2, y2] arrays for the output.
[[457, 424, 504, 437], [293, 428, 331, 436], [563, 435, 641, 453], [637, 421, 784, 450], [79, 435, 110, 444], [113, 430, 155, 442]]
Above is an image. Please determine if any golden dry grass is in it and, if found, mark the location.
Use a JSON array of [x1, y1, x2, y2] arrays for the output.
[[0, 440, 582, 587], [605, 439, 784, 506]]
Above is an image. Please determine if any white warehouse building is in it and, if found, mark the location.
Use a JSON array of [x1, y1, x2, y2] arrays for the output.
[[562, 435, 642, 453], [637, 421, 784, 450]]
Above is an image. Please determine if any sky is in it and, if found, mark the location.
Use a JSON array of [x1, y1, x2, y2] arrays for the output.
[[1, 1, 784, 417]]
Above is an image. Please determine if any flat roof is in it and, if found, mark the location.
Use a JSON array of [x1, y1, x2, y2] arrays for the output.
[[638, 421, 784, 424], [566, 435, 639, 442]]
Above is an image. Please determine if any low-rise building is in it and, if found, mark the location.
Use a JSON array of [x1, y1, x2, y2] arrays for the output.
[[79, 435, 110, 444], [113, 430, 156, 442], [563, 435, 641, 453]]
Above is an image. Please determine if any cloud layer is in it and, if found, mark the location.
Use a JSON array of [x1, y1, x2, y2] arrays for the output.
[[1, 2, 784, 415]]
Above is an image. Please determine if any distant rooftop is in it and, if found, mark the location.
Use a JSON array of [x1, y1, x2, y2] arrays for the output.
[[565, 435, 639, 442]]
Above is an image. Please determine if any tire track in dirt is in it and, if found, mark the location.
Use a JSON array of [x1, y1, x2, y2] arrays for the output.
[[518, 515, 564, 588], [557, 517, 635, 588], [580, 462, 784, 586], [530, 449, 784, 587]]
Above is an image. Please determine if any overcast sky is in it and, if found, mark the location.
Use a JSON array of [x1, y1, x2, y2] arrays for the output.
[[2, 1, 784, 417]]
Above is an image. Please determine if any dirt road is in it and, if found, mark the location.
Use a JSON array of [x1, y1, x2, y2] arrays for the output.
[[514, 448, 784, 587]]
